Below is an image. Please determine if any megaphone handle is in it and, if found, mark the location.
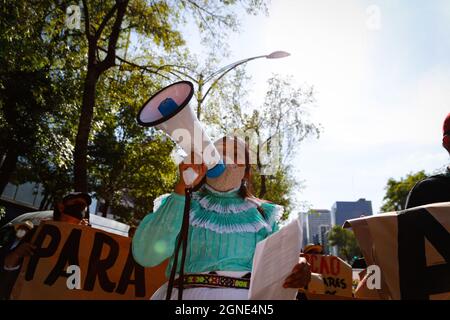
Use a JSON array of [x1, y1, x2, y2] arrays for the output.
[[182, 167, 199, 187]]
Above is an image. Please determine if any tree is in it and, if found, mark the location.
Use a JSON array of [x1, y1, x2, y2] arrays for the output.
[[1, 0, 271, 224], [381, 171, 428, 212], [0, 0, 83, 196], [327, 225, 361, 262], [90, 129, 177, 222], [88, 69, 178, 222], [73, 0, 269, 192], [246, 75, 320, 199], [250, 165, 295, 220]]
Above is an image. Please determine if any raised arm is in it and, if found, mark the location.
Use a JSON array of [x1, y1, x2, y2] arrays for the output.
[[132, 160, 206, 267]]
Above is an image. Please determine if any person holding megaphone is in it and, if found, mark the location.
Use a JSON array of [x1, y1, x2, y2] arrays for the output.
[[132, 81, 310, 300]]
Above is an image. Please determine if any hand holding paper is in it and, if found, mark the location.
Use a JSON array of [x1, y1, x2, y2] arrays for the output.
[[248, 219, 303, 300]]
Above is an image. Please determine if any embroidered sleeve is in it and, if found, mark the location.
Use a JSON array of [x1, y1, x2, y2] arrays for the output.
[[132, 193, 185, 267], [153, 193, 171, 212]]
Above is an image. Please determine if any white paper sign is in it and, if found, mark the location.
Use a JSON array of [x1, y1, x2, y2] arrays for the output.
[[248, 219, 303, 300]]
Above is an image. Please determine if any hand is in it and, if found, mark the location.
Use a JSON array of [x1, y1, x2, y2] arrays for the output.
[[283, 257, 311, 289], [174, 155, 207, 195], [79, 218, 90, 226], [4, 242, 36, 269]]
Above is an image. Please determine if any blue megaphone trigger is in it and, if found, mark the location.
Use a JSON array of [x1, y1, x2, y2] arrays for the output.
[[158, 97, 179, 117], [206, 160, 226, 178]]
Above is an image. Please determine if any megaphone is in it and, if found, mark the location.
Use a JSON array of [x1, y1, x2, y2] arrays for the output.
[[137, 81, 225, 185]]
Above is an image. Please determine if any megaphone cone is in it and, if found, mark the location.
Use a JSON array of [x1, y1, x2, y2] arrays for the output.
[[137, 81, 225, 181]]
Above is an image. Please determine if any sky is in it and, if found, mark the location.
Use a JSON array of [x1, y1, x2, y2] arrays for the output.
[[181, 0, 450, 214]]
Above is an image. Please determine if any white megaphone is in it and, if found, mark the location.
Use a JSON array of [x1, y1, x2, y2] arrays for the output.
[[137, 81, 225, 186]]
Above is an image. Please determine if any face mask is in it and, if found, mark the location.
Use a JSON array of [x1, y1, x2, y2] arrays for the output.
[[16, 229, 27, 239], [64, 203, 87, 220], [206, 164, 245, 192]]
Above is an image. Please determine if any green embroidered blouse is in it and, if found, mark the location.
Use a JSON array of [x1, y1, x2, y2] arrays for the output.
[[132, 185, 282, 277]]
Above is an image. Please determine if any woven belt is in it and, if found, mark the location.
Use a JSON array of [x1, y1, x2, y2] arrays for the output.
[[174, 273, 251, 289]]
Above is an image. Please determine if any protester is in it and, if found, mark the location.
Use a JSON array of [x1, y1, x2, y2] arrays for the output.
[[0, 192, 91, 299], [405, 113, 450, 209], [52, 192, 91, 225], [132, 136, 311, 300]]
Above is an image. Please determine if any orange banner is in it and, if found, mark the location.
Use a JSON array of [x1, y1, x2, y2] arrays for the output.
[[11, 221, 167, 300]]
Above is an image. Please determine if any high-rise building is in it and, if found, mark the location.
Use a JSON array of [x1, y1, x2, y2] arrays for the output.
[[303, 209, 331, 253], [331, 198, 373, 227], [299, 212, 309, 248]]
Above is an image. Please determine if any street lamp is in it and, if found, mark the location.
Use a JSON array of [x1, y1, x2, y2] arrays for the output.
[[164, 51, 290, 120], [196, 51, 290, 119]]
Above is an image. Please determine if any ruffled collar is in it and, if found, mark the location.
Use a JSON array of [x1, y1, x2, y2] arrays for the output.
[[153, 191, 279, 234], [189, 184, 271, 233], [202, 184, 241, 198], [193, 184, 260, 214]]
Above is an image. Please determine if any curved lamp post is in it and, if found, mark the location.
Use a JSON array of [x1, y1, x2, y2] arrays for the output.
[[196, 51, 290, 119], [165, 51, 290, 119]]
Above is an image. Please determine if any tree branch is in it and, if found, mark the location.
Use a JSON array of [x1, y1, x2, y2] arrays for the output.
[[81, 0, 92, 41], [185, 0, 231, 26], [97, 0, 129, 73], [94, 2, 118, 40], [98, 47, 170, 80]]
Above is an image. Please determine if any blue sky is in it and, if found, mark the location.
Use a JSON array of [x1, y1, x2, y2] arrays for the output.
[[180, 0, 450, 214]]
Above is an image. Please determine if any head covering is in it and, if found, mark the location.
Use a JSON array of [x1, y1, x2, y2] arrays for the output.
[[443, 112, 450, 136], [443, 113, 450, 153], [60, 192, 91, 220], [303, 243, 324, 254], [63, 192, 92, 205]]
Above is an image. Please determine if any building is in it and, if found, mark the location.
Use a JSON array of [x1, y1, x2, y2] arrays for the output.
[[330, 198, 373, 256], [331, 198, 373, 227], [300, 213, 308, 248], [303, 209, 331, 253], [0, 182, 46, 223]]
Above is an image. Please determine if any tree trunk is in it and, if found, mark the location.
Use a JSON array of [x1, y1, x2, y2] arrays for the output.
[[39, 192, 49, 210], [101, 199, 110, 218], [73, 68, 99, 192], [45, 196, 53, 210], [259, 175, 267, 198], [256, 143, 267, 198], [74, 0, 128, 193], [197, 78, 203, 120], [0, 147, 19, 195]]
